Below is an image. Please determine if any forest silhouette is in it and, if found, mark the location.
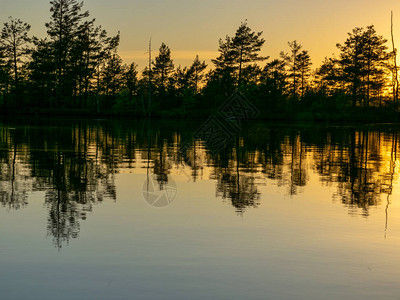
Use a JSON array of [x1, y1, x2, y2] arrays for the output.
[[1, 0, 400, 121]]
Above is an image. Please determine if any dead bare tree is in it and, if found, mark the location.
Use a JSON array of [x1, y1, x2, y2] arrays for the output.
[[391, 11, 399, 109]]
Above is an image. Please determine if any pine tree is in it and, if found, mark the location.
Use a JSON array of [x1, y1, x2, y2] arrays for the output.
[[212, 36, 236, 73], [280, 41, 303, 99], [316, 57, 342, 96], [212, 21, 266, 86], [28, 39, 55, 107], [39, 0, 120, 108], [101, 53, 123, 97], [123, 62, 138, 101], [188, 55, 207, 92], [45, 0, 89, 104], [232, 21, 266, 85], [361, 26, 388, 107], [297, 50, 312, 97], [152, 43, 174, 91], [0, 17, 32, 104], [336, 26, 388, 107], [261, 59, 287, 96], [0, 47, 11, 106]]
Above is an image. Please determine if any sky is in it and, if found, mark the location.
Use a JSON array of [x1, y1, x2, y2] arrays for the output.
[[2, 0, 400, 70]]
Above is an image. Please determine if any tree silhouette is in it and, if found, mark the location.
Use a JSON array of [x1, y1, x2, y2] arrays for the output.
[[0, 2, 399, 121], [0, 47, 11, 105], [213, 21, 266, 86], [281, 41, 303, 100], [316, 57, 343, 96], [0, 17, 32, 106], [336, 26, 388, 107], [257, 59, 287, 112], [123, 62, 139, 101], [297, 50, 312, 97], [46, 0, 90, 105], [152, 43, 174, 92], [231, 21, 266, 85], [188, 55, 207, 92]]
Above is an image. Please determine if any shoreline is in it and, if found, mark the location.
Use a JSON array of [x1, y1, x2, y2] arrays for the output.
[[1, 108, 400, 125]]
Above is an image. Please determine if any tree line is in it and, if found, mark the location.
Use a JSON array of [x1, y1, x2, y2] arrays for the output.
[[0, 0, 399, 121]]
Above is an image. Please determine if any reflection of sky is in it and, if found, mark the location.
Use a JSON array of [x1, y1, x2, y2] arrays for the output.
[[1, 168, 400, 299], [2, 0, 400, 70], [2, 121, 400, 298]]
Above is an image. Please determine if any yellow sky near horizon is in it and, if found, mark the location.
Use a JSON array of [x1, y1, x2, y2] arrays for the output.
[[2, 0, 400, 70]]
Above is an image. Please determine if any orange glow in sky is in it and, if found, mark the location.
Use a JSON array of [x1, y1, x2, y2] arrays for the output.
[[2, 0, 400, 70]]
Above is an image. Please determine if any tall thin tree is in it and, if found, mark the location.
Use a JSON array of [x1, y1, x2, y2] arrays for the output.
[[0, 17, 31, 104], [391, 11, 399, 109]]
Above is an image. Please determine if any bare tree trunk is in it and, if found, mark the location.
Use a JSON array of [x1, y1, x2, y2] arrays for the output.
[[96, 64, 100, 113], [391, 11, 399, 110], [366, 64, 370, 107], [12, 31, 20, 106], [148, 39, 152, 118]]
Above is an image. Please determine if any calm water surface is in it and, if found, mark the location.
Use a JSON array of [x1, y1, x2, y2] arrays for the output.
[[0, 119, 400, 300]]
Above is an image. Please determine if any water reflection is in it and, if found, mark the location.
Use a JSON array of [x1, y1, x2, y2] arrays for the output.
[[0, 119, 399, 247]]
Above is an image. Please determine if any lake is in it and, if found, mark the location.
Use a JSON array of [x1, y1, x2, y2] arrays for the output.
[[0, 118, 399, 300]]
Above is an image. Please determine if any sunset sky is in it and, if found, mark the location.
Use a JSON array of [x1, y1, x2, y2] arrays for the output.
[[2, 0, 400, 70]]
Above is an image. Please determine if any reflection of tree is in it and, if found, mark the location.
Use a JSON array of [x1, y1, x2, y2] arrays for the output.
[[0, 123, 116, 249], [246, 125, 400, 216], [43, 150, 115, 248], [0, 129, 29, 209], [1, 119, 400, 249], [258, 127, 285, 182], [181, 140, 205, 182], [215, 171, 260, 213], [142, 122, 175, 190], [211, 138, 261, 214], [153, 141, 170, 189], [288, 134, 308, 195], [311, 129, 399, 216], [382, 133, 397, 237]]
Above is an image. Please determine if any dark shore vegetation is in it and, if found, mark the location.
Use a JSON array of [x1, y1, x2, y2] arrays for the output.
[[1, 0, 400, 122]]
